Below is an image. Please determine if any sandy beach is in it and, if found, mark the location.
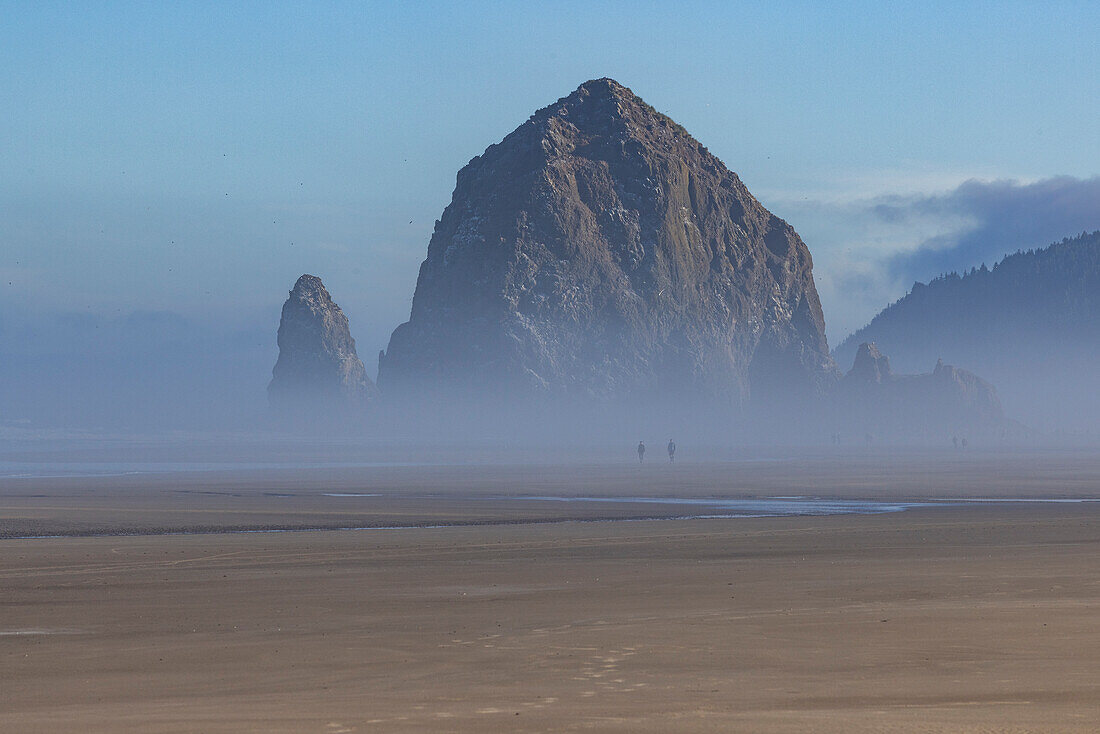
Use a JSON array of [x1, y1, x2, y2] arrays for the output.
[[2, 450, 1098, 732]]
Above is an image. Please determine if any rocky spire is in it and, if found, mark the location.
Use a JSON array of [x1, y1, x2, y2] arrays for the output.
[[269, 275, 375, 409], [847, 342, 893, 384]]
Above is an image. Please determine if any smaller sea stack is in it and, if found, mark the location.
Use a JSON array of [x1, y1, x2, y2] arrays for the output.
[[269, 275, 376, 411]]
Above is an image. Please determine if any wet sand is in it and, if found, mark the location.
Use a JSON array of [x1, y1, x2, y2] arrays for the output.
[[2, 451, 1099, 732]]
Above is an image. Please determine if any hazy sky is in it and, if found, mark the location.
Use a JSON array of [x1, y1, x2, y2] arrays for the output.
[[2, 1, 1099, 425]]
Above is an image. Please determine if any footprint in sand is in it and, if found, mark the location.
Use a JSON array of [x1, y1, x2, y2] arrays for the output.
[[575, 648, 638, 694]]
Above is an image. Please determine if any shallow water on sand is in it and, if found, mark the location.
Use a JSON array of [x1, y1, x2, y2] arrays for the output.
[[8, 494, 1099, 541], [508, 495, 935, 517]]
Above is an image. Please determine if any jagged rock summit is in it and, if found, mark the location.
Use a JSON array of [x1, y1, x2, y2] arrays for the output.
[[379, 78, 836, 410], [269, 275, 375, 409]]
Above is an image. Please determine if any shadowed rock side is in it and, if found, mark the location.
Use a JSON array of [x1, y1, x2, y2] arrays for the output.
[[378, 78, 837, 415], [269, 275, 376, 411], [837, 342, 1006, 439]]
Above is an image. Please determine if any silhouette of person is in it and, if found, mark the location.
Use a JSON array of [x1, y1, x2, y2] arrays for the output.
[[961, 437, 968, 449], [952, 435, 959, 449], [637, 441, 646, 463], [667, 439, 676, 463]]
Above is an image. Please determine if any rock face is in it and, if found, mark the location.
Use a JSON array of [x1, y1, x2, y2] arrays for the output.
[[839, 343, 1004, 437], [379, 78, 836, 411], [269, 275, 375, 409]]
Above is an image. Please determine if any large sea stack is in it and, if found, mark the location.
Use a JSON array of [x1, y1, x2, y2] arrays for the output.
[[269, 275, 376, 411], [378, 78, 837, 417]]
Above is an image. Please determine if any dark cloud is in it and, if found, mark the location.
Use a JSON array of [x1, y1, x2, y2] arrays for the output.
[[883, 176, 1100, 285]]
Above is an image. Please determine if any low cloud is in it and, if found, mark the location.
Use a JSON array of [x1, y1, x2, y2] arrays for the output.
[[778, 175, 1100, 342], [880, 176, 1100, 284]]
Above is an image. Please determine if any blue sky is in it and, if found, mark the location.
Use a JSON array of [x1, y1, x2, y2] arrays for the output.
[[1, 1, 1098, 424]]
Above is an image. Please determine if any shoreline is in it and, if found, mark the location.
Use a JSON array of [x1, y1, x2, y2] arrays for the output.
[[4, 494, 1098, 541]]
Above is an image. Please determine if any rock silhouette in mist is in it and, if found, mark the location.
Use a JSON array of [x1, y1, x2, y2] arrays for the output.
[[839, 342, 1005, 438], [378, 78, 837, 412], [847, 342, 893, 384], [269, 275, 375, 410]]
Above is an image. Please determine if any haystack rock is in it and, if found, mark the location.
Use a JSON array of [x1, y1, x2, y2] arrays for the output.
[[378, 78, 837, 412], [269, 275, 376, 409]]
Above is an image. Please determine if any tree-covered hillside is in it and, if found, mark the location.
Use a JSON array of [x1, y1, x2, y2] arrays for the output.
[[834, 230, 1100, 431]]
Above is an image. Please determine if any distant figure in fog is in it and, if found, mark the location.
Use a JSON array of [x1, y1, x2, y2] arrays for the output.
[[952, 435, 959, 449], [961, 437, 968, 449], [667, 439, 676, 463], [637, 441, 646, 463]]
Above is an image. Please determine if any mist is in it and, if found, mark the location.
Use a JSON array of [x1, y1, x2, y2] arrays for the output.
[[0, 308, 272, 430]]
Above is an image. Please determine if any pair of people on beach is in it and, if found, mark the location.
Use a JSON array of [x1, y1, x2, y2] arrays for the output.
[[638, 439, 675, 463]]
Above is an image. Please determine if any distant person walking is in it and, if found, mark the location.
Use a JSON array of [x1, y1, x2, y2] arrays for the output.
[[667, 439, 676, 463], [952, 435, 959, 449], [637, 441, 646, 463]]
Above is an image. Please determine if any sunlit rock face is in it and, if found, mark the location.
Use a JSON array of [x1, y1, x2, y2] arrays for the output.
[[378, 78, 837, 412], [269, 275, 375, 411]]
